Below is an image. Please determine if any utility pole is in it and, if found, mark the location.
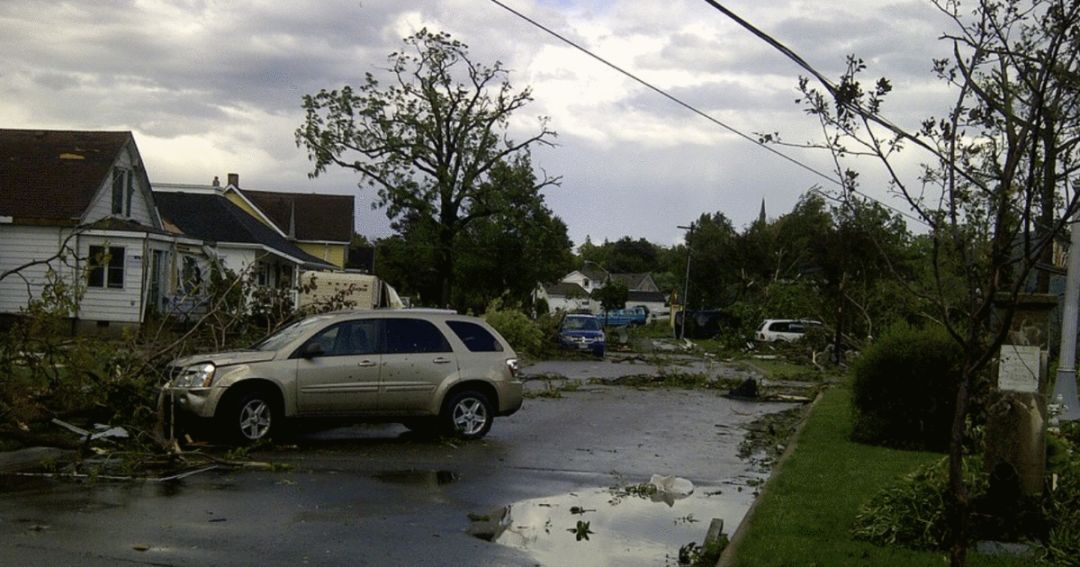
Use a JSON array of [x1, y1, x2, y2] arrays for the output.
[[678, 223, 694, 340], [1054, 215, 1080, 421]]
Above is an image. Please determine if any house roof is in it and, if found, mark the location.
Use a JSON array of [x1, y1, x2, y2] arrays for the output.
[[0, 129, 132, 223], [628, 290, 667, 304], [239, 189, 353, 243], [579, 261, 609, 282], [154, 192, 335, 269], [610, 272, 653, 291], [543, 282, 590, 298]]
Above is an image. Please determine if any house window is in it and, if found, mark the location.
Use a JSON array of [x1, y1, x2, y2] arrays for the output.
[[110, 167, 136, 217], [125, 168, 134, 217], [88, 246, 125, 289], [180, 256, 202, 294]]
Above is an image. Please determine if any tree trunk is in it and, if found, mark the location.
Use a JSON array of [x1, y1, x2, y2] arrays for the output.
[[948, 361, 973, 567]]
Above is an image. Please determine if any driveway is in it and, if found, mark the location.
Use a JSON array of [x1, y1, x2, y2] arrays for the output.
[[0, 366, 796, 566]]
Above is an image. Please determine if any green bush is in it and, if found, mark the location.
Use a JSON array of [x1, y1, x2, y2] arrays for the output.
[[1044, 457, 1080, 564], [483, 302, 543, 358], [851, 323, 962, 451]]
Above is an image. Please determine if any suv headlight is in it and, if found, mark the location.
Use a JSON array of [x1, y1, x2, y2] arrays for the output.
[[175, 362, 216, 388]]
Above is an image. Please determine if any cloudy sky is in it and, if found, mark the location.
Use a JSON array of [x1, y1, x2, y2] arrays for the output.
[[0, 0, 959, 247]]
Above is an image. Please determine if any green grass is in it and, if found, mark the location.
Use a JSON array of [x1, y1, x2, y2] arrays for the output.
[[739, 357, 823, 381], [730, 383, 1033, 567]]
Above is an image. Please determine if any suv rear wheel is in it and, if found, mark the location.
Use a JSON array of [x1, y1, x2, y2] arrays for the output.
[[442, 390, 493, 440]]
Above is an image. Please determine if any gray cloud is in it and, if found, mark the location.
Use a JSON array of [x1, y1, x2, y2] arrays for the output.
[[0, 0, 959, 247]]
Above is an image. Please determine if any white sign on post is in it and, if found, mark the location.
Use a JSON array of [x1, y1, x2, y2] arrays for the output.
[[998, 344, 1040, 393]]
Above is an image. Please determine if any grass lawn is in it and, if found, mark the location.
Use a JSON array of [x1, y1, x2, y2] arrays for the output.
[[728, 382, 1034, 567]]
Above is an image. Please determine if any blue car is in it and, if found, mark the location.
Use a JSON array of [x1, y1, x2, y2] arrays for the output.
[[559, 314, 606, 357]]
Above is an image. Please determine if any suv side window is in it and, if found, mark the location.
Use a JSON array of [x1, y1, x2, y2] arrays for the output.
[[446, 320, 503, 352], [303, 319, 380, 356], [769, 321, 789, 332], [385, 318, 452, 354]]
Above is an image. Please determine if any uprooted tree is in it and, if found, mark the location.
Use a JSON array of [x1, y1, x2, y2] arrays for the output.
[[296, 28, 560, 308], [717, 0, 1080, 564]]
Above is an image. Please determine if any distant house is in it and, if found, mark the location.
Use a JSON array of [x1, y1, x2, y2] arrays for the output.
[[0, 129, 201, 331], [609, 272, 667, 318], [535, 262, 669, 319], [215, 174, 354, 269], [559, 261, 610, 295], [153, 185, 337, 311], [534, 282, 593, 313]]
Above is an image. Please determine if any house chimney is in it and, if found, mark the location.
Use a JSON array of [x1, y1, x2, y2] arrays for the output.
[[212, 176, 220, 187], [227, 172, 239, 187]]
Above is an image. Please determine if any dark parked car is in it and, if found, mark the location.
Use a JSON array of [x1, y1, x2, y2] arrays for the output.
[[558, 314, 606, 357]]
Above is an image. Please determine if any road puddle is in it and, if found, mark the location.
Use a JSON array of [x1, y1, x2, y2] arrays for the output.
[[477, 479, 761, 566]]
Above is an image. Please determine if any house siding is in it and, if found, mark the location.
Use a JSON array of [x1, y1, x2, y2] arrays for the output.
[[77, 234, 146, 323], [83, 145, 155, 226], [224, 191, 273, 230], [0, 225, 78, 314], [297, 241, 346, 268]]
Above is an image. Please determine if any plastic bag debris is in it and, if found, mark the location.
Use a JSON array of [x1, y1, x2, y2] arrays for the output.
[[648, 474, 694, 506]]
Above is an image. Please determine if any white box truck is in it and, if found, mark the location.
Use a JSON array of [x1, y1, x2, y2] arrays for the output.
[[297, 271, 404, 311]]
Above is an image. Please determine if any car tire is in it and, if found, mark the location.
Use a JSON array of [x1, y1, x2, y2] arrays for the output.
[[442, 390, 493, 440], [219, 388, 279, 445]]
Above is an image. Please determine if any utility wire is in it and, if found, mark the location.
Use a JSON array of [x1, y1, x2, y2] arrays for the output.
[[488, 0, 929, 227], [488, 0, 838, 187]]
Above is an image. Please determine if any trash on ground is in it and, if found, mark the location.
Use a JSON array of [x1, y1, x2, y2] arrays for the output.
[[648, 474, 694, 506]]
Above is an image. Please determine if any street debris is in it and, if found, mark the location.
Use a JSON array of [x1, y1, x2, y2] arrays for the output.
[[649, 474, 694, 506]]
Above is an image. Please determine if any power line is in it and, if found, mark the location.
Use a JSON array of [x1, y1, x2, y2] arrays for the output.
[[487, 0, 929, 228], [488, 0, 838, 186]]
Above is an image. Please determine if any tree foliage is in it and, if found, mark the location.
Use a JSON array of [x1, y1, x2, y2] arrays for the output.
[[296, 28, 559, 306], [765, 0, 1080, 563]]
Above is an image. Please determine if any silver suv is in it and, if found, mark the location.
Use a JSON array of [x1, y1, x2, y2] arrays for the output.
[[165, 310, 522, 443]]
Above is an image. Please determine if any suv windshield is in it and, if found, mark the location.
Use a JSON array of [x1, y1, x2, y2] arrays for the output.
[[563, 316, 600, 331], [252, 315, 333, 351]]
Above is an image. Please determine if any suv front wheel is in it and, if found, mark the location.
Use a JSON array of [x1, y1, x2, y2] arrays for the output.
[[219, 388, 279, 444], [442, 390, 493, 440]]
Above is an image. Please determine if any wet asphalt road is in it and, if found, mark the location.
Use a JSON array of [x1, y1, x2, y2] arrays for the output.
[[0, 361, 796, 567]]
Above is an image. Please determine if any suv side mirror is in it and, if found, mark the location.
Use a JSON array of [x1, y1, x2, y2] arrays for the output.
[[300, 342, 325, 359]]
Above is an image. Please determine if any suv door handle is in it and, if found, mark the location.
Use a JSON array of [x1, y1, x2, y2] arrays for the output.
[[358, 359, 378, 367], [432, 357, 453, 364]]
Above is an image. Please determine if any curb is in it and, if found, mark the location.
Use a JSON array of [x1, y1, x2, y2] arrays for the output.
[[716, 389, 826, 567]]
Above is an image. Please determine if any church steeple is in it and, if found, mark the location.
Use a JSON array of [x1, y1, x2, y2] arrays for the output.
[[758, 198, 767, 225]]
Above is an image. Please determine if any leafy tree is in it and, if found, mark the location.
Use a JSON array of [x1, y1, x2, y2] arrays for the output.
[[684, 212, 739, 309], [296, 29, 558, 307], [592, 280, 629, 312], [606, 237, 660, 273], [735, 0, 1080, 562], [452, 157, 574, 313], [577, 236, 610, 267]]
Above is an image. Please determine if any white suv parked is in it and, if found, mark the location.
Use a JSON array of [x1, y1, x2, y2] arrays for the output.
[[165, 310, 522, 443], [754, 319, 823, 343]]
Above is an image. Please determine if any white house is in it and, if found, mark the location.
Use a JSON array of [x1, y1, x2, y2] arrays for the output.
[[0, 129, 205, 331], [153, 183, 337, 311], [536, 261, 669, 319]]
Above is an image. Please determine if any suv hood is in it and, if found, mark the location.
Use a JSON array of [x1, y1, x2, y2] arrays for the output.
[[169, 350, 278, 368]]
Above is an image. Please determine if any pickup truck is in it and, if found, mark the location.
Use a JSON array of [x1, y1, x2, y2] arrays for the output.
[[601, 306, 649, 327]]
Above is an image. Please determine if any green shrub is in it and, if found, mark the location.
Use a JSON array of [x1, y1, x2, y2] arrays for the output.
[[851, 323, 962, 451], [1044, 457, 1080, 564], [483, 302, 543, 358], [852, 455, 987, 550]]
